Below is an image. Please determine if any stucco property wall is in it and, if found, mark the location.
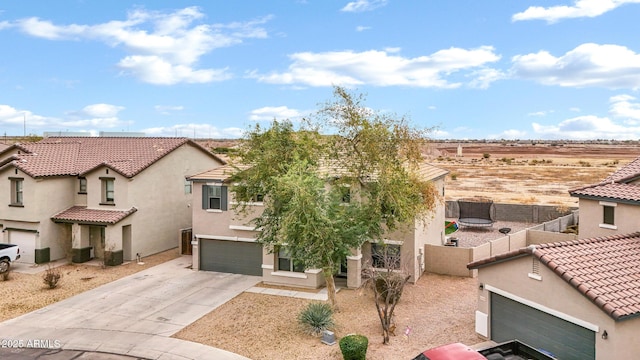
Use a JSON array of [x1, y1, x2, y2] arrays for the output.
[[446, 201, 577, 223]]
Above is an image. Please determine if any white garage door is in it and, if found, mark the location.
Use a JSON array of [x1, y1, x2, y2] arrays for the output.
[[9, 230, 36, 264]]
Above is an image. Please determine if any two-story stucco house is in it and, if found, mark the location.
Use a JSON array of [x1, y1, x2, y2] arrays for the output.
[[569, 156, 640, 238], [0, 137, 224, 265], [188, 162, 448, 289]]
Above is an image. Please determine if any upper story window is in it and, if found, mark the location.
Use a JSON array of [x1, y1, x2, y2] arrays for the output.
[[277, 247, 305, 273], [101, 177, 115, 205], [9, 177, 23, 206], [603, 205, 615, 225], [202, 185, 227, 211], [78, 177, 87, 194], [340, 186, 351, 204], [184, 179, 192, 194], [371, 242, 401, 269]]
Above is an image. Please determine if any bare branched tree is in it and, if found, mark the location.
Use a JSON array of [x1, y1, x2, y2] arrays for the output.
[[362, 243, 411, 345]]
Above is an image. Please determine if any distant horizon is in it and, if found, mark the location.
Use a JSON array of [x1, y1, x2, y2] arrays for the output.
[[2, 133, 639, 145], [1, 2, 639, 140]]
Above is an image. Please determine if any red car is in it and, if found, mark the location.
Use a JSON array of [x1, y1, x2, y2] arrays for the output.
[[412, 343, 487, 360]]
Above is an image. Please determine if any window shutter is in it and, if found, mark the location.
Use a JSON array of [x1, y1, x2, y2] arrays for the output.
[[221, 186, 228, 211], [202, 185, 209, 209]]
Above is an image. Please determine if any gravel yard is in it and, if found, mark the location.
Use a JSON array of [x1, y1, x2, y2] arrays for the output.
[[173, 272, 483, 360], [447, 220, 536, 248]]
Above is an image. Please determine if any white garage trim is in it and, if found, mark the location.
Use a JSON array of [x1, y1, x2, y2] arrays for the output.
[[485, 284, 599, 332], [195, 234, 256, 242]]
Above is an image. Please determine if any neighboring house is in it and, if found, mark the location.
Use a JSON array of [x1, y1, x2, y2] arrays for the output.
[[0, 137, 224, 265], [189, 163, 448, 289], [467, 232, 640, 360], [569, 156, 640, 238]]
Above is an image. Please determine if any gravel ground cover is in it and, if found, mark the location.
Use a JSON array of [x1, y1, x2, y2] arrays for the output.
[[446, 220, 536, 248], [173, 272, 483, 360], [0, 249, 180, 322]]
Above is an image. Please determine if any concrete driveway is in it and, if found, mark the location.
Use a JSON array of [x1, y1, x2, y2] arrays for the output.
[[0, 256, 260, 359]]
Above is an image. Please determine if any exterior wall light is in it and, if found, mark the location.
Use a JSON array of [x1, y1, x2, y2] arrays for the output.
[[602, 330, 608, 340]]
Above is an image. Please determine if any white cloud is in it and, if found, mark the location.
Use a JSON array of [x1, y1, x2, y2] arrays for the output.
[[609, 94, 640, 124], [82, 104, 125, 118], [527, 110, 554, 117], [512, 0, 640, 23], [251, 46, 501, 88], [527, 95, 640, 139], [249, 106, 307, 121], [155, 105, 184, 115], [356, 26, 371, 32], [142, 123, 243, 138], [117, 55, 231, 85], [0, 103, 131, 134], [487, 129, 528, 140], [511, 43, 640, 89], [341, 0, 388, 13], [11, 7, 272, 85], [532, 115, 640, 140], [569, 107, 581, 112]]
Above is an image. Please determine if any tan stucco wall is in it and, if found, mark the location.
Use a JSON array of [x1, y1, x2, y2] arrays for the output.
[[577, 198, 640, 239], [476, 256, 640, 360], [122, 144, 222, 259], [0, 168, 74, 261]]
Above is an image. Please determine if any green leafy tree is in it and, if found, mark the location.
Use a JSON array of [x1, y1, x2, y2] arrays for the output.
[[230, 87, 437, 308]]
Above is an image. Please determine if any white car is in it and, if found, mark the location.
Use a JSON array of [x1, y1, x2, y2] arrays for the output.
[[0, 243, 20, 273]]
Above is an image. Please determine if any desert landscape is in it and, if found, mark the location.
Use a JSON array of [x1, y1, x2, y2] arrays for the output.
[[3, 140, 638, 360], [427, 141, 638, 207]]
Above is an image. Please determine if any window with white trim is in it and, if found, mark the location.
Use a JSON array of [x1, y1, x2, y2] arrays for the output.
[[79, 177, 87, 194], [277, 247, 305, 273], [10, 177, 23, 206], [603, 205, 615, 226], [101, 177, 115, 205], [202, 185, 227, 210], [371, 243, 401, 269]]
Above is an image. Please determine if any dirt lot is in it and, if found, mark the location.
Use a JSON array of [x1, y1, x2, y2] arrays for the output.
[[429, 142, 637, 207]]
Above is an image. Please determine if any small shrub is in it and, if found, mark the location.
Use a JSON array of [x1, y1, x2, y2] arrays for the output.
[[298, 302, 335, 337], [482, 153, 491, 159], [2, 269, 10, 281], [375, 273, 405, 303], [450, 173, 458, 180], [339, 334, 368, 360], [43, 265, 62, 289]]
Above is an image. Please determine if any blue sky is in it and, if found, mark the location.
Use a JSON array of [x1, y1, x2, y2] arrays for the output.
[[1, 1, 639, 140]]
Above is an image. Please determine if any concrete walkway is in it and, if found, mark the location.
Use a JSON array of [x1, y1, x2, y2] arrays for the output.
[[0, 256, 260, 360]]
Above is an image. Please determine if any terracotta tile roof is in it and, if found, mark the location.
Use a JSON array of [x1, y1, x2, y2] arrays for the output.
[[188, 164, 245, 182], [570, 155, 640, 203], [604, 156, 640, 183], [0, 137, 223, 178], [570, 182, 640, 203], [51, 206, 137, 225], [189, 161, 447, 184], [468, 232, 640, 321]]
